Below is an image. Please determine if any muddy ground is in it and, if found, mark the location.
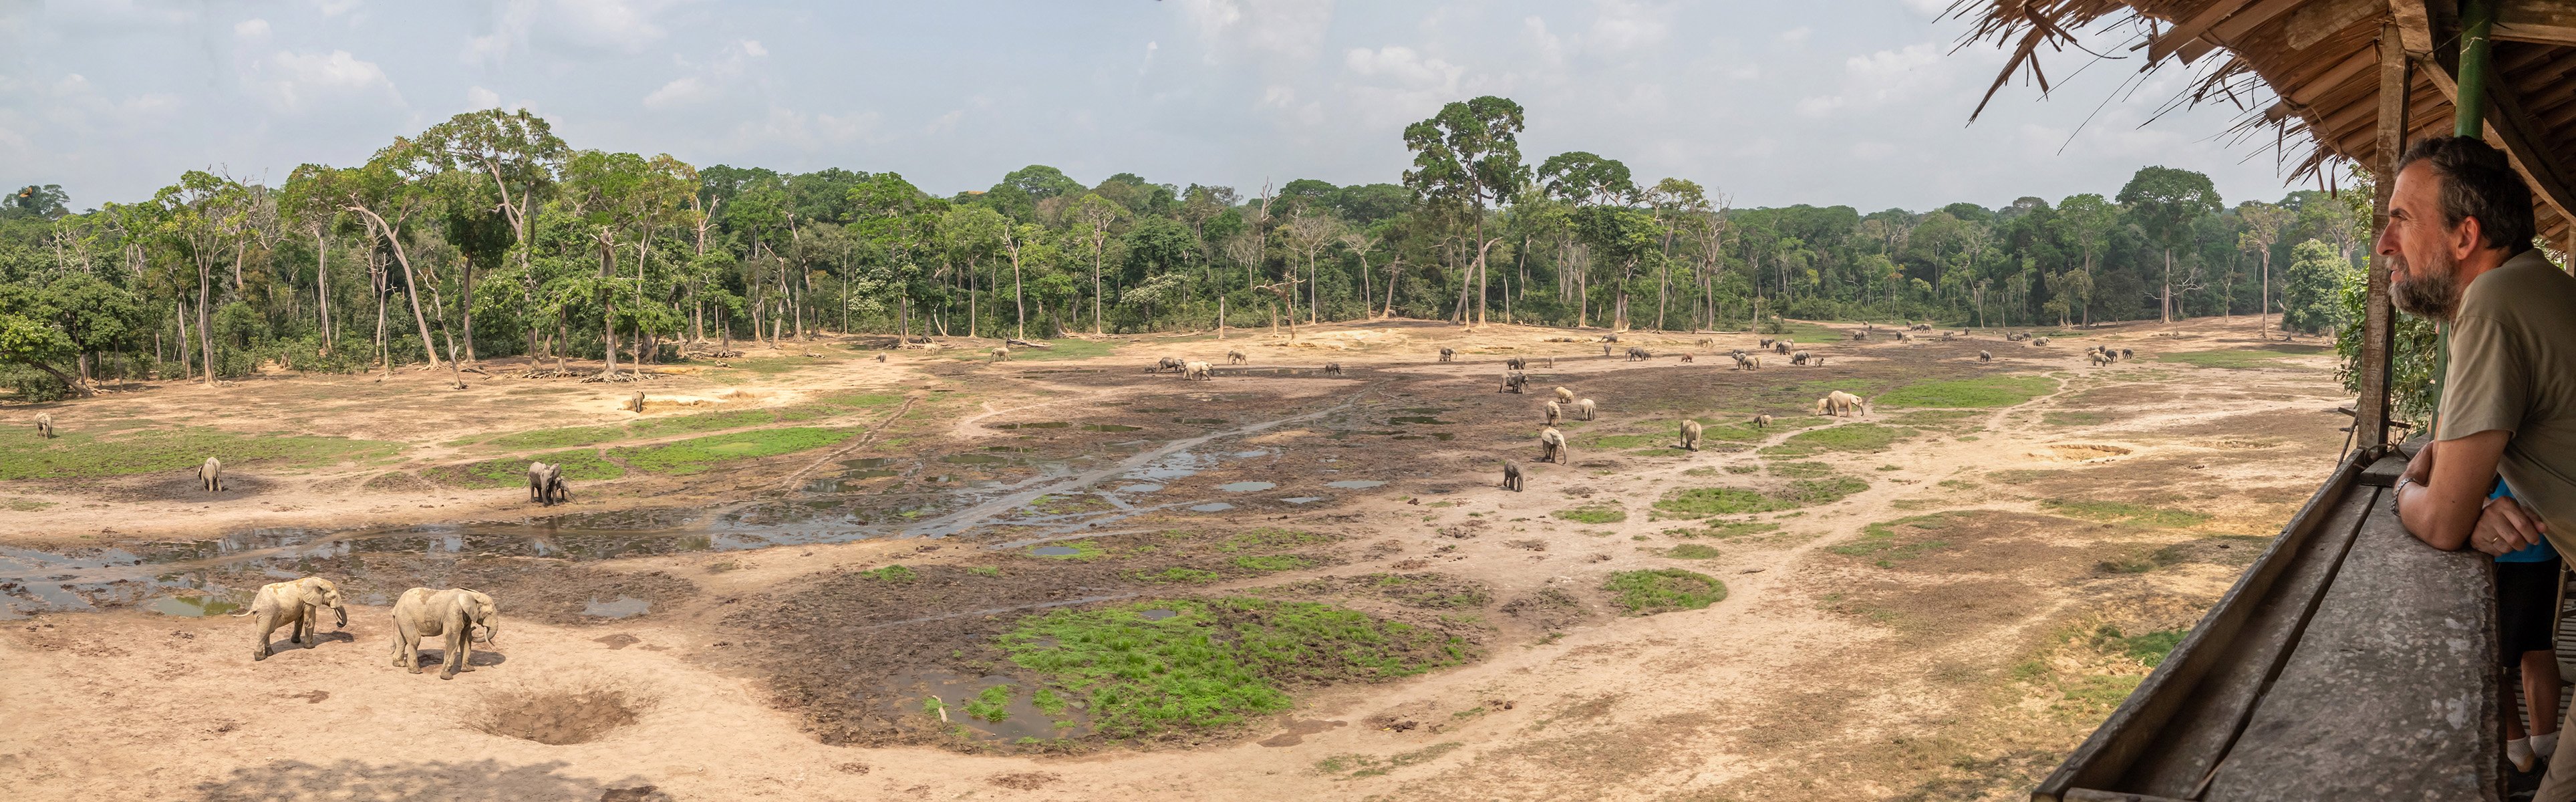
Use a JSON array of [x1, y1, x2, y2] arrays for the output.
[[0, 317, 2352, 800]]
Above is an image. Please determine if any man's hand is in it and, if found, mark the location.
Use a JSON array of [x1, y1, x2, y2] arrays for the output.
[[2472, 495, 2549, 555]]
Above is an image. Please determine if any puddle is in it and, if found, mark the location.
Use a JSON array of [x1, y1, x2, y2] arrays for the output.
[[881, 670, 1093, 741], [1029, 546, 1083, 557], [1081, 424, 1143, 432], [1218, 481, 1276, 493], [1189, 503, 1236, 512], [583, 596, 652, 619], [983, 446, 1036, 452], [843, 458, 899, 469], [1281, 497, 1324, 505], [1324, 480, 1387, 489], [1231, 450, 1272, 458], [1391, 416, 1452, 425], [1123, 450, 1207, 481], [148, 595, 241, 617], [943, 454, 1010, 464], [1138, 608, 1178, 620], [1113, 483, 1163, 493]]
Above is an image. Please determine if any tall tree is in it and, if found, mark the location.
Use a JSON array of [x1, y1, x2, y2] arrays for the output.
[[411, 109, 568, 363], [2052, 193, 2118, 327], [2116, 166, 2223, 323], [1403, 96, 1528, 327], [2235, 200, 2291, 334]]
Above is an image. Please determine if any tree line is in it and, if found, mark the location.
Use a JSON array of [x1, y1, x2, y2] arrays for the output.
[[0, 96, 2376, 401]]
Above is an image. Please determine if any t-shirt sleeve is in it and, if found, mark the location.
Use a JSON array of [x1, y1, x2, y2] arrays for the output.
[[2438, 311, 2529, 439]]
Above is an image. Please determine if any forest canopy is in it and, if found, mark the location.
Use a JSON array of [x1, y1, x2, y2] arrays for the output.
[[0, 96, 2377, 403]]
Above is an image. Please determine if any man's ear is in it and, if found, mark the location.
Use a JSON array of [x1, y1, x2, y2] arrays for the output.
[[2455, 215, 2486, 261]]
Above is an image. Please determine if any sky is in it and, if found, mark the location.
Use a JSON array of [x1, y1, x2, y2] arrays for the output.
[[0, 0, 2315, 214]]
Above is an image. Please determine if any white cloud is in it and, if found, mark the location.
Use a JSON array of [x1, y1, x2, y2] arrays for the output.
[[233, 19, 270, 39], [642, 76, 713, 110], [741, 39, 766, 57], [639, 39, 768, 111], [464, 0, 682, 64], [1779, 26, 1812, 44], [1343, 45, 1461, 89], [1794, 42, 1951, 118], [466, 86, 502, 110], [1175, 0, 1335, 66], [925, 110, 962, 135], [1523, 16, 1567, 66], [316, 0, 364, 17], [246, 49, 403, 112], [1899, 0, 1955, 17], [1586, 0, 1671, 52]]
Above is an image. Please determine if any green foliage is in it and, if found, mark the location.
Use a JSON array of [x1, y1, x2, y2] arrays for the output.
[[1875, 376, 2055, 408], [859, 564, 917, 583], [2092, 624, 2187, 668], [2281, 239, 2357, 336], [1765, 424, 1912, 455], [1832, 514, 1957, 566], [996, 599, 1476, 739], [965, 684, 1014, 722], [456, 448, 624, 487], [1654, 487, 1787, 517], [483, 425, 625, 450], [607, 426, 855, 475], [1664, 544, 1721, 559], [2158, 348, 2304, 369], [2041, 499, 2210, 527], [1232, 554, 1313, 573], [1601, 569, 1727, 615]]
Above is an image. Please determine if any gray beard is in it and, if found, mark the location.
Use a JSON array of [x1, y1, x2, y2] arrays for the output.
[[2391, 253, 2462, 321]]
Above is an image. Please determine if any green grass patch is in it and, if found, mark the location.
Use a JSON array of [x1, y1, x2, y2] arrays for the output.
[[814, 392, 905, 410], [2041, 411, 2110, 426], [972, 338, 1120, 362], [1664, 544, 1721, 559], [1218, 527, 1331, 551], [1028, 541, 1109, 561], [1142, 567, 1222, 583], [714, 356, 837, 375], [968, 566, 1003, 577], [1551, 503, 1628, 524], [1767, 461, 1834, 478], [1832, 513, 1957, 566], [1888, 410, 1980, 429], [965, 684, 1014, 722], [1692, 422, 1771, 442], [0, 426, 402, 481], [482, 424, 625, 450], [861, 564, 917, 583], [1602, 569, 1727, 615], [1232, 554, 1314, 573], [1875, 376, 2056, 408], [2158, 349, 2303, 369], [2041, 499, 2210, 528], [2091, 624, 2187, 667], [627, 409, 778, 435], [1665, 520, 1781, 539], [1655, 487, 1786, 517], [1765, 424, 1911, 456], [454, 448, 627, 488], [997, 598, 1477, 739], [607, 426, 856, 475]]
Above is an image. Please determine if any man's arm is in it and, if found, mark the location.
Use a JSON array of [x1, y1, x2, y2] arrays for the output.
[[2397, 429, 2543, 553]]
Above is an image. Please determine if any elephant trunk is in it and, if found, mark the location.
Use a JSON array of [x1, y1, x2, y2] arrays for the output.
[[331, 604, 348, 629]]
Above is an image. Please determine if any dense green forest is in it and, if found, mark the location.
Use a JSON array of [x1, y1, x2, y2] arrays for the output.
[[1, 95, 2380, 403]]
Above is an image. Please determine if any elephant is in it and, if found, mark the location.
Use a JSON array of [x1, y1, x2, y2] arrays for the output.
[[1679, 354, 1694, 363], [1896, 331, 1912, 342], [1759, 338, 1775, 348], [1227, 349, 1248, 365], [33, 412, 53, 438], [1625, 346, 1651, 361], [1979, 350, 1992, 363], [1545, 400, 1564, 425], [1501, 460, 1524, 492], [529, 461, 568, 506], [1679, 419, 1703, 451], [1553, 386, 1575, 404], [629, 392, 646, 412], [2120, 348, 2134, 361], [200, 456, 223, 493], [1183, 360, 1213, 381], [2033, 336, 2051, 346], [235, 577, 347, 661], [1155, 356, 1185, 374], [392, 587, 500, 680], [1791, 351, 1812, 366], [1910, 323, 1932, 331], [1751, 413, 1773, 428], [1577, 398, 1597, 421], [1500, 371, 1529, 394], [1506, 357, 1528, 370], [992, 347, 1010, 361], [1438, 348, 1455, 363], [1538, 427, 1570, 464], [1323, 362, 1344, 376], [1773, 340, 1793, 355], [877, 353, 888, 363], [1849, 329, 1869, 342]]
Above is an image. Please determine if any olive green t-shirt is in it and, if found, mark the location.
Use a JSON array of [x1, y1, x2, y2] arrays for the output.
[[2436, 248, 2576, 553]]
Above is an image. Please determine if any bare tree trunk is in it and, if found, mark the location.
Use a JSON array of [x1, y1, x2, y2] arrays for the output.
[[2161, 249, 2174, 323], [196, 263, 215, 385], [315, 229, 333, 354], [348, 208, 443, 370]]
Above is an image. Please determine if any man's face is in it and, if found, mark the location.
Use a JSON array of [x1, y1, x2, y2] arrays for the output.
[[2378, 162, 2468, 319]]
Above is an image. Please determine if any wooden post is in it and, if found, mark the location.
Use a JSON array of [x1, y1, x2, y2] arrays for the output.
[[2356, 21, 2409, 451], [2457, 0, 2495, 138]]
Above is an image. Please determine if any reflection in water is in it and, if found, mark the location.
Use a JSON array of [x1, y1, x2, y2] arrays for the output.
[[1281, 497, 1324, 505], [1028, 546, 1081, 557], [879, 669, 1093, 741], [1324, 480, 1387, 489], [1217, 481, 1276, 493], [1188, 503, 1235, 513], [148, 595, 241, 617]]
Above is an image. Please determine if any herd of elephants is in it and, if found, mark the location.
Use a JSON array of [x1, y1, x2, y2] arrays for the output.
[[46, 319, 2132, 686]]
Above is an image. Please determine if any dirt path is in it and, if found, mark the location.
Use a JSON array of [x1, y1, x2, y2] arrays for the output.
[[0, 319, 2351, 801]]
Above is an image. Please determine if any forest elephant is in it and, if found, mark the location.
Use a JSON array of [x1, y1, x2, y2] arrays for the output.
[[992, 347, 1010, 361], [1752, 414, 1773, 428], [1438, 348, 1455, 363], [1500, 372, 1529, 394], [235, 577, 347, 662], [1506, 357, 1528, 370], [629, 391, 646, 412], [1679, 419, 1703, 451], [200, 457, 223, 493], [1759, 338, 1775, 348], [1501, 460, 1524, 492], [2033, 336, 2051, 346], [1576, 398, 1598, 421], [2120, 348, 2134, 360], [1626, 346, 1651, 361], [1155, 356, 1184, 374], [33, 412, 53, 438], [1323, 362, 1344, 376], [1679, 354, 1694, 363], [1553, 386, 1574, 404], [1791, 351, 1812, 366], [1227, 349, 1246, 365], [1183, 360, 1213, 381], [1979, 350, 1992, 363], [1538, 427, 1570, 464], [1545, 400, 1563, 426], [528, 462, 568, 506], [1773, 340, 1792, 355], [392, 587, 500, 680]]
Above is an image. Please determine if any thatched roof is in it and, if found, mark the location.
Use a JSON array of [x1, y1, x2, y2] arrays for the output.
[[1956, 0, 2576, 247]]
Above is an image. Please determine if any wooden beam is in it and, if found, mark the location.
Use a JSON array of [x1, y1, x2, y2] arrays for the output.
[[2412, 53, 2576, 230], [2357, 23, 2406, 451], [2150, 0, 2263, 62], [2494, 1, 2576, 47], [2391, 0, 2436, 55]]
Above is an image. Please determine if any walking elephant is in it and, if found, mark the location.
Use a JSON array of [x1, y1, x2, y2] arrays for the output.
[[234, 577, 347, 661], [392, 587, 500, 680]]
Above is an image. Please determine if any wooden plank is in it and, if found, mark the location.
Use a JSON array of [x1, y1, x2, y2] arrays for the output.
[[2494, 0, 2576, 47], [2065, 790, 2193, 802], [2105, 477, 2376, 797], [2212, 0, 2310, 43], [2286, 48, 2382, 106], [2202, 499, 2500, 801], [2356, 25, 2407, 452], [2413, 53, 2576, 241], [2290, 0, 2386, 50], [2031, 454, 2369, 802], [2151, 0, 2265, 62]]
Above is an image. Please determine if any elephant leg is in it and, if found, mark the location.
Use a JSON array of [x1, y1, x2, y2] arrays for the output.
[[252, 609, 276, 660], [289, 607, 307, 644], [398, 626, 422, 673], [440, 631, 466, 679]]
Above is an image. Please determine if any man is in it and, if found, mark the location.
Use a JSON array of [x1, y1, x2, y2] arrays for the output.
[[2383, 136, 2576, 793]]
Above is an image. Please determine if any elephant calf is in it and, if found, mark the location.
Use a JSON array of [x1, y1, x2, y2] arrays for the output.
[[235, 577, 347, 662], [33, 412, 53, 438], [392, 587, 500, 680], [1227, 349, 1247, 365], [991, 347, 1010, 362], [1501, 460, 1524, 492], [1438, 348, 1455, 363], [200, 457, 223, 493], [1553, 386, 1574, 404], [1577, 398, 1597, 421], [528, 461, 568, 506], [1538, 427, 1570, 464], [1751, 413, 1773, 429], [1544, 400, 1563, 426], [1323, 362, 1344, 376], [1679, 419, 1703, 451], [1183, 360, 1213, 381]]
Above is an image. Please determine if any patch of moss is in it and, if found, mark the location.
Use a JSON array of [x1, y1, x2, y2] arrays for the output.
[[1664, 544, 1721, 559], [2042, 499, 2210, 528], [1875, 376, 2057, 408], [482, 424, 626, 450], [0, 426, 402, 481], [1602, 569, 1727, 615], [1551, 503, 1627, 524], [607, 426, 857, 475]]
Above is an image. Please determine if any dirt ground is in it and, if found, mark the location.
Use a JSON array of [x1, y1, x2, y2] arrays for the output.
[[0, 316, 2354, 801]]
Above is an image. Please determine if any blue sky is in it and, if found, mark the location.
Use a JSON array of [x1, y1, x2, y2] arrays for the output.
[[2, 1, 2306, 213]]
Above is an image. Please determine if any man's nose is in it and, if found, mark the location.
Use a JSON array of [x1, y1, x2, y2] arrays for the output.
[[2376, 222, 2400, 256]]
